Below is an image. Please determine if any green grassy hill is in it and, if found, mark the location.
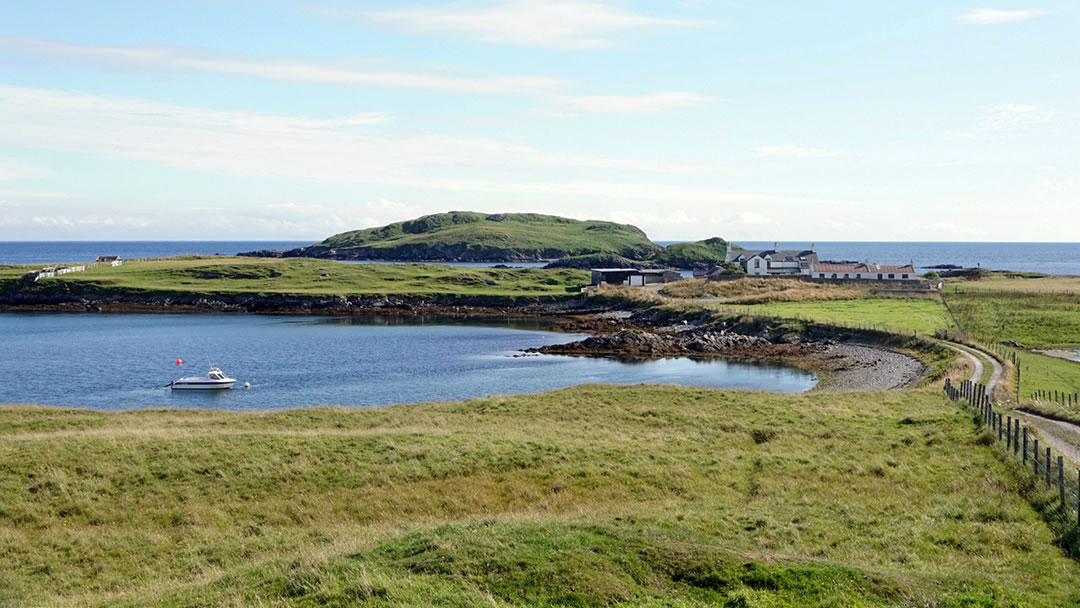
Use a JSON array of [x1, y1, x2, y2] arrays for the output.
[[301, 211, 663, 262], [652, 237, 731, 268], [1, 385, 1077, 606]]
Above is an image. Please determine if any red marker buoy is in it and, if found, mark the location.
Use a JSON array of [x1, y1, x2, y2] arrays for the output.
[[176, 359, 182, 366]]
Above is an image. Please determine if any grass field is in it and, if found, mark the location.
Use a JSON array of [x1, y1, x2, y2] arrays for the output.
[[713, 298, 955, 335], [1, 385, 1077, 607], [1017, 350, 1080, 401], [946, 291, 1080, 347], [947, 276, 1080, 294], [0, 257, 589, 300]]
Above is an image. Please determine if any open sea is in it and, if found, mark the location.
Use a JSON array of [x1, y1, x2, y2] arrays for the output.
[[0, 240, 1077, 275]]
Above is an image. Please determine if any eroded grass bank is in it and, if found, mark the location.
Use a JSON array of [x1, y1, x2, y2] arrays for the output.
[[1, 385, 1078, 606]]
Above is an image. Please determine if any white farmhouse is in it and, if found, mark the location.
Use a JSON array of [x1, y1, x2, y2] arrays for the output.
[[726, 246, 819, 276]]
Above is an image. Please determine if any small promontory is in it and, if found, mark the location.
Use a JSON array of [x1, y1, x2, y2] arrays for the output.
[[241, 211, 663, 263]]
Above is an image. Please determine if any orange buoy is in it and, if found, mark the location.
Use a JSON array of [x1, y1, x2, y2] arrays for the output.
[[176, 359, 182, 366]]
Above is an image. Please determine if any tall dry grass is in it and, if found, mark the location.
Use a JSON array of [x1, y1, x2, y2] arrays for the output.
[[660, 277, 864, 304]]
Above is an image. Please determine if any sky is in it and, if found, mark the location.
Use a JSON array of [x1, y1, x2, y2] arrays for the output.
[[0, 1, 1076, 242]]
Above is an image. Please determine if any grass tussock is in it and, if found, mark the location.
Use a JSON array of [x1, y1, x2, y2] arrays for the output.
[[660, 278, 864, 304], [0, 385, 1078, 606]]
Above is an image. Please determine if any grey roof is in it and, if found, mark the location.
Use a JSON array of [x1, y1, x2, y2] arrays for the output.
[[726, 249, 818, 263], [591, 268, 678, 274]]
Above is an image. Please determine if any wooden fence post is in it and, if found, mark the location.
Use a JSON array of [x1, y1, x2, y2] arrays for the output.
[[1034, 439, 1040, 476], [1023, 428, 1028, 464], [1006, 417, 1012, 449], [1014, 423, 1020, 455], [1046, 447, 1052, 487], [1059, 456, 1066, 510]]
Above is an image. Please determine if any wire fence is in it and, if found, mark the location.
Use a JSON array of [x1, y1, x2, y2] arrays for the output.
[[945, 377, 1080, 523]]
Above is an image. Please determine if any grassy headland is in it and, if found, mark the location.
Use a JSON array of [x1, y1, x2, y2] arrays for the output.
[[243, 212, 735, 268], [2, 385, 1078, 606], [0, 257, 590, 307], [292, 212, 664, 262]]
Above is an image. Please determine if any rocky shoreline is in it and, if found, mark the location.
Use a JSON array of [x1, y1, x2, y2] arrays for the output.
[[0, 291, 585, 315], [527, 322, 926, 392], [0, 290, 927, 392]]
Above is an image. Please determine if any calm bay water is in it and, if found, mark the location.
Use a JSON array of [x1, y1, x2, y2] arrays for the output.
[[0, 313, 816, 410], [1, 241, 1077, 275]]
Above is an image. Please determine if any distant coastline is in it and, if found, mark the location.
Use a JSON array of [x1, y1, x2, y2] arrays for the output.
[[3, 241, 1079, 275]]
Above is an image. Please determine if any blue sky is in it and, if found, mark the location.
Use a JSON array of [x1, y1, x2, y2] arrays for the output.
[[0, 1, 1076, 241]]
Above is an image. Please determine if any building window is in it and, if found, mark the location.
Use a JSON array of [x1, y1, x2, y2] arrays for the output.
[[754, 260, 760, 269], [819, 273, 825, 278], [831, 273, 837, 279], [844, 273, 849, 279], [902, 274, 908, 279], [888, 274, 895, 279]]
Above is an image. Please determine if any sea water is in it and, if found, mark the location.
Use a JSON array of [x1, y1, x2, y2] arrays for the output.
[[0, 313, 816, 410]]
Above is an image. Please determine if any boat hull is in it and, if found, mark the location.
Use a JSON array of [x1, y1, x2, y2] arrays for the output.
[[170, 381, 235, 390]]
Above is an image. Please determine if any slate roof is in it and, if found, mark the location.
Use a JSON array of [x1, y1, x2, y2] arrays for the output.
[[726, 249, 819, 264], [811, 262, 915, 274]]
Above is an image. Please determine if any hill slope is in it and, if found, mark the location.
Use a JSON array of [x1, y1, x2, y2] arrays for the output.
[[652, 237, 732, 268], [249, 211, 663, 262]]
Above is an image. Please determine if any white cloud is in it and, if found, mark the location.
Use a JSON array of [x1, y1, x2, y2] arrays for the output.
[[823, 218, 864, 229], [0, 189, 80, 199], [753, 145, 838, 159], [0, 84, 857, 216], [0, 162, 18, 181], [958, 103, 1055, 136], [956, 8, 1047, 24], [0, 36, 568, 96], [0, 84, 741, 189], [603, 209, 698, 226], [555, 92, 710, 114], [731, 212, 772, 225], [342, 0, 705, 49]]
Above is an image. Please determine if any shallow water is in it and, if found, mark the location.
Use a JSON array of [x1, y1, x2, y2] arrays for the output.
[[0, 313, 816, 410]]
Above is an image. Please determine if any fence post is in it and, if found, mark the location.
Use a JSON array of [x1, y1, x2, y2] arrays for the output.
[[1046, 447, 1052, 487], [1006, 417, 1012, 449], [1014, 423, 1020, 455], [1034, 439, 1040, 476], [998, 414, 1003, 440], [1023, 428, 1028, 464], [1059, 456, 1066, 510]]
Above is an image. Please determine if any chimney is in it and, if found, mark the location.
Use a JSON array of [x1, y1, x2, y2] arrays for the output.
[[773, 242, 778, 250]]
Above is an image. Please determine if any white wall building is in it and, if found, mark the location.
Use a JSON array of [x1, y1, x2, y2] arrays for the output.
[[806, 262, 918, 281]]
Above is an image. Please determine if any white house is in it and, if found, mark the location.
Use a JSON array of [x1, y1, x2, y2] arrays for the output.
[[807, 262, 918, 281], [726, 246, 819, 276]]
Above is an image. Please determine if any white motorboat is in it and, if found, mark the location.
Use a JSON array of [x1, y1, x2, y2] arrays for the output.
[[170, 366, 236, 390]]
